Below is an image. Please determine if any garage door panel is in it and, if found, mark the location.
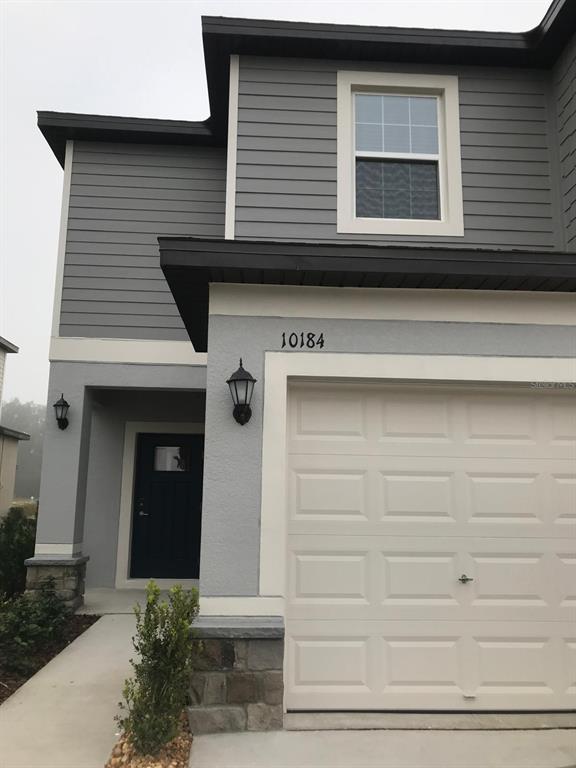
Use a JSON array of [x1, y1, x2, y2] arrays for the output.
[[286, 384, 576, 711], [289, 385, 575, 460], [286, 621, 575, 710], [288, 535, 573, 622], [289, 457, 574, 537]]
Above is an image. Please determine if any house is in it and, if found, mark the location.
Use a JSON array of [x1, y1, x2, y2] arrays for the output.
[[27, 0, 576, 732], [0, 337, 30, 516]]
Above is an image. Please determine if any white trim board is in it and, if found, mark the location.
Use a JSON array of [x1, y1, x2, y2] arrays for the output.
[[224, 54, 239, 240], [51, 140, 74, 337], [259, 352, 576, 599], [200, 597, 285, 616], [115, 421, 204, 590], [336, 71, 464, 237], [50, 337, 207, 366], [209, 284, 576, 326], [34, 542, 83, 557]]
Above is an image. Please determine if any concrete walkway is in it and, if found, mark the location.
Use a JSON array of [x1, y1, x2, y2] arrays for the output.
[[80, 587, 171, 614], [0, 614, 135, 768], [190, 729, 576, 768]]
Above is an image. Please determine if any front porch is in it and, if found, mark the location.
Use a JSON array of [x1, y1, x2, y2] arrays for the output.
[[26, 359, 206, 607]]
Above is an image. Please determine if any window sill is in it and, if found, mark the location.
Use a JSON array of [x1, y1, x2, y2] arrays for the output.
[[336, 214, 465, 237]]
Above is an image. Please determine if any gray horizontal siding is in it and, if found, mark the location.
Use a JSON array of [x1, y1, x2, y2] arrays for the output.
[[61, 141, 226, 341], [554, 33, 576, 251], [235, 57, 557, 249]]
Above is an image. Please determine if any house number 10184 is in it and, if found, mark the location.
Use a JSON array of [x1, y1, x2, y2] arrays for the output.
[[281, 331, 325, 349]]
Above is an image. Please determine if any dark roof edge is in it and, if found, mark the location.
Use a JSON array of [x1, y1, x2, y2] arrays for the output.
[[201, 0, 573, 60], [0, 425, 30, 441], [159, 237, 576, 352], [159, 235, 576, 262], [0, 336, 19, 353], [37, 112, 220, 168]]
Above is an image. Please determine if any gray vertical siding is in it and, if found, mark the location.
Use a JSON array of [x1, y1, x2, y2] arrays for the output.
[[554, 33, 576, 251], [235, 57, 557, 249], [61, 141, 226, 340]]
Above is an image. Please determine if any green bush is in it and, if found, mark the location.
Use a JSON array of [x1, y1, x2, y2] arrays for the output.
[[0, 507, 36, 598], [118, 581, 199, 756], [0, 577, 71, 674]]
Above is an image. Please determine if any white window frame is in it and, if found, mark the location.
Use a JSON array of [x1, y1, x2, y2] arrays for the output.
[[337, 71, 464, 237]]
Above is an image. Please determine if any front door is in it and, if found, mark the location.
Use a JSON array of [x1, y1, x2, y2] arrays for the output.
[[130, 433, 203, 579]]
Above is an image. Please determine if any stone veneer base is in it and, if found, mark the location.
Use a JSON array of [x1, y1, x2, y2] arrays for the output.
[[188, 616, 284, 734], [24, 556, 89, 611]]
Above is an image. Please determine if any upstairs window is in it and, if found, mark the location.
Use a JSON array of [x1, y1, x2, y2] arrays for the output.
[[337, 72, 464, 237], [355, 94, 439, 220]]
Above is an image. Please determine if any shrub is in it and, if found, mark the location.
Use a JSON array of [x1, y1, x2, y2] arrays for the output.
[[0, 508, 36, 598], [0, 577, 71, 674], [118, 581, 199, 756]]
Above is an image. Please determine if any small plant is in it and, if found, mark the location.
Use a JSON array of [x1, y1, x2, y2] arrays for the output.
[[0, 577, 71, 674], [0, 507, 36, 598], [117, 581, 199, 756]]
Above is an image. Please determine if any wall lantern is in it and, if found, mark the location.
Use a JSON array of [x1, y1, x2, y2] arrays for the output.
[[227, 359, 257, 425], [53, 393, 70, 430]]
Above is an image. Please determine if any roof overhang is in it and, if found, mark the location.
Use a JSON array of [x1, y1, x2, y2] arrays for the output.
[[37, 112, 218, 168], [0, 425, 30, 441], [202, 0, 575, 137], [39, 1, 575, 164], [0, 336, 19, 354], [160, 237, 576, 352]]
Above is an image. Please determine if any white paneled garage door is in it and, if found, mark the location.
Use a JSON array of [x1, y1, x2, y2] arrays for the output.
[[285, 383, 576, 711]]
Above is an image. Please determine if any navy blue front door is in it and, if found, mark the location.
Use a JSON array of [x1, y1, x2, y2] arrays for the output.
[[130, 433, 203, 579]]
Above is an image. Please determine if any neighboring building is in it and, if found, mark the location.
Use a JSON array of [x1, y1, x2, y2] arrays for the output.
[[29, 0, 575, 730], [0, 337, 30, 515]]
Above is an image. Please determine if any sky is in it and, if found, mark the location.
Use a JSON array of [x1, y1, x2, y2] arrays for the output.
[[1, 0, 552, 404]]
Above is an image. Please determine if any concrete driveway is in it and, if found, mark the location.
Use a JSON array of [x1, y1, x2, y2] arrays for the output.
[[190, 729, 576, 768]]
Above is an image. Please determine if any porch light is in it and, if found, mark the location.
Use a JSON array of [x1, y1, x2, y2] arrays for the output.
[[227, 359, 257, 425], [53, 393, 70, 430]]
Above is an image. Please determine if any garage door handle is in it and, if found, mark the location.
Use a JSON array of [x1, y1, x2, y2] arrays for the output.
[[458, 574, 474, 584]]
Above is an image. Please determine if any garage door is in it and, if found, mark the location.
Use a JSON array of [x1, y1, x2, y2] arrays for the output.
[[285, 382, 576, 711]]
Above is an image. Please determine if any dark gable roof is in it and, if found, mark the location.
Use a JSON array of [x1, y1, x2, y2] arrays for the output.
[[39, 0, 575, 165]]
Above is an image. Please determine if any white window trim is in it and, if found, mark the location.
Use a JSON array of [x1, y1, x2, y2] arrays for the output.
[[224, 54, 239, 240], [51, 140, 74, 337], [337, 71, 464, 237], [115, 421, 204, 590]]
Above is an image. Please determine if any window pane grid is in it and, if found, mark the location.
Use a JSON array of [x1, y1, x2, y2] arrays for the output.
[[355, 94, 439, 156]]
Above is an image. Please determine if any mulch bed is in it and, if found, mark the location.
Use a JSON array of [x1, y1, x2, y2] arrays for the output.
[[0, 613, 99, 705], [105, 712, 192, 768]]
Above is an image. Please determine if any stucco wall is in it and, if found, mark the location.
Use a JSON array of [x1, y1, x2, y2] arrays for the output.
[[200, 306, 576, 597]]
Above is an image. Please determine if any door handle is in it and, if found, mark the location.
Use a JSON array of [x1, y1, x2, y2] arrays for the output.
[[458, 574, 474, 584], [138, 511, 149, 517]]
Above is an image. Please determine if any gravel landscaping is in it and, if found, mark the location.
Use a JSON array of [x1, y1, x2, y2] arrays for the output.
[[105, 712, 192, 768]]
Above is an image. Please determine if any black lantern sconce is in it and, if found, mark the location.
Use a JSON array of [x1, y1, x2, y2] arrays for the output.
[[53, 393, 70, 430], [227, 359, 257, 425]]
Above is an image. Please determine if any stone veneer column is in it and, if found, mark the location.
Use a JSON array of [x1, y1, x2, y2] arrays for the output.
[[188, 616, 284, 734], [25, 555, 89, 610]]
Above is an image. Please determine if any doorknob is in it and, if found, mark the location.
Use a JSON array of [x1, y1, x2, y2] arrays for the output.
[[458, 574, 474, 584], [136, 499, 148, 517]]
